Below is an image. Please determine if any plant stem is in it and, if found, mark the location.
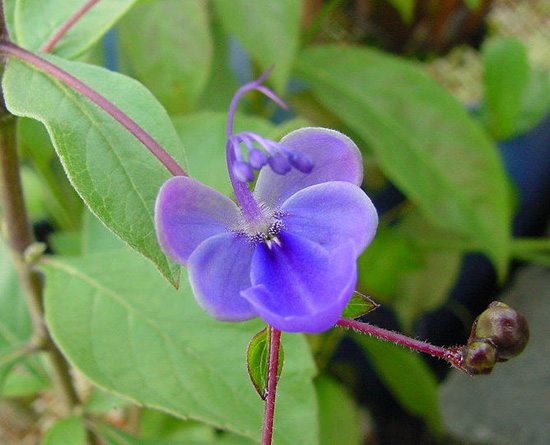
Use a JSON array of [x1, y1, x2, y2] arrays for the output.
[[262, 326, 282, 445], [0, 41, 187, 177], [0, 82, 80, 416], [40, 0, 101, 53], [336, 318, 465, 371]]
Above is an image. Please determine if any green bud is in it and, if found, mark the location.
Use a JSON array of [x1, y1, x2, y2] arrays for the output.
[[462, 340, 497, 375], [471, 301, 529, 361]]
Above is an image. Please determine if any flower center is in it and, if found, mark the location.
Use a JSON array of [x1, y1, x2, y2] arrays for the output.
[[233, 208, 285, 244]]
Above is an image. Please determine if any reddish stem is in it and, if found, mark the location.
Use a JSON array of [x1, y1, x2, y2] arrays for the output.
[[40, 0, 101, 53], [262, 326, 282, 445], [0, 41, 186, 177], [336, 318, 465, 370]]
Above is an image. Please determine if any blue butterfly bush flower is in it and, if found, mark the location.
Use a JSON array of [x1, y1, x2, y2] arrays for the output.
[[154, 73, 378, 333]]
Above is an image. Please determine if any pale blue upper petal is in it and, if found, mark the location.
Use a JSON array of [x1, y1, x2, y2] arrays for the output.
[[155, 176, 240, 265], [241, 232, 357, 333], [254, 127, 363, 207], [188, 233, 257, 321], [281, 181, 378, 255]]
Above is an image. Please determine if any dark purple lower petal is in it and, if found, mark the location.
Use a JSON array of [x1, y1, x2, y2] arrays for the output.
[[241, 232, 357, 333], [281, 181, 378, 255], [188, 233, 258, 321], [155, 176, 240, 265]]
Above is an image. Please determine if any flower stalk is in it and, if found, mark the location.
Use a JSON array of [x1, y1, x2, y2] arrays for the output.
[[336, 317, 465, 371], [262, 326, 282, 445]]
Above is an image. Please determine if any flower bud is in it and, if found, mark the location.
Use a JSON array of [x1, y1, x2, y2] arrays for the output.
[[470, 301, 529, 361], [462, 339, 497, 375]]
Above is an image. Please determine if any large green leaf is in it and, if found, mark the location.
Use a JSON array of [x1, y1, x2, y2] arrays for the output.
[[3, 53, 185, 286], [212, 0, 301, 93], [118, 0, 213, 115], [482, 37, 529, 140], [296, 45, 512, 277], [356, 335, 442, 434], [14, 0, 139, 58], [42, 248, 318, 444]]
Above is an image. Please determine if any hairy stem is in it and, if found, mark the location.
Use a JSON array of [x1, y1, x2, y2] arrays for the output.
[[0, 41, 186, 177], [336, 318, 465, 370], [262, 326, 282, 445], [41, 0, 101, 53]]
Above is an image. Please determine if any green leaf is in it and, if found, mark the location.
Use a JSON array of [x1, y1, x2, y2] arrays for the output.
[[14, 0, 139, 58], [2, 366, 50, 397], [42, 248, 318, 444], [172, 111, 274, 195], [341, 291, 378, 319], [41, 416, 86, 445], [316, 376, 362, 445], [386, 0, 415, 24], [212, 0, 301, 92], [18, 117, 82, 231], [118, 0, 213, 114], [81, 208, 127, 255], [0, 236, 32, 387], [246, 328, 284, 400], [482, 37, 530, 140], [296, 45, 512, 278], [515, 68, 550, 135], [3, 53, 185, 286], [355, 335, 442, 434]]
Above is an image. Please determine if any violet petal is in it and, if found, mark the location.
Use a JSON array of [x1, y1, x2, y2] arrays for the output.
[[155, 176, 240, 265], [255, 127, 363, 207], [241, 232, 357, 333], [281, 181, 378, 255], [188, 233, 258, 321]]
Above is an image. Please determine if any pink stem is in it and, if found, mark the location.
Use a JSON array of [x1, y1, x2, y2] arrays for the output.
[[0, 41, 186, 177], [262, 326, 282, 445], [40, 0, 101, 53], [336, 318, 465, 370]]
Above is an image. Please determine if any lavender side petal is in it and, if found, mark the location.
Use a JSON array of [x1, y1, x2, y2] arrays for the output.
[[255, 127, 363, 207], [241, 232, 357, 333], [155, 176, 240, 265], [281, 181, 378, 255], [188, 233, 258, 321]]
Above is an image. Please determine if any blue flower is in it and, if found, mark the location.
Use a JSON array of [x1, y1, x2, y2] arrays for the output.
[[154, 77, 378, 333]]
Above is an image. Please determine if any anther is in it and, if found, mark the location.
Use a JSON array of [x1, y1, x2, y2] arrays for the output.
[[248, 148, 268, 169], [288, 151, 314, 173], [233, 161, 254, 182], [267, 153, 291, 175]]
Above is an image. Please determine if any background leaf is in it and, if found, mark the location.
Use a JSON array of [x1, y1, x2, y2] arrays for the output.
[[14, 0, 139, 58], [482, 37, 530, 140], [355, 335, 442, 434], [42, 247, 318, 444], [118, 0, 213, 114], [41, 416, 86, 445], [0, 236, 32, 387], [296, 45, 512, 278], [3, 53, 186, 286], [316, 376, 362, 445], [211, 0, 301, 92]]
